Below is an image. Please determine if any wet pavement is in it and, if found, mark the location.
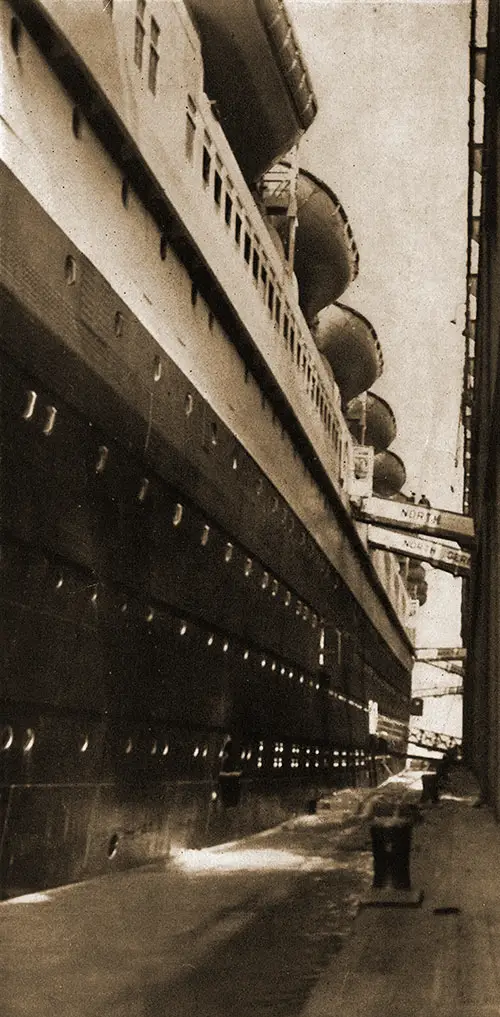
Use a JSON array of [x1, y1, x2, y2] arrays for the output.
[[6, 768, 498, 1017]]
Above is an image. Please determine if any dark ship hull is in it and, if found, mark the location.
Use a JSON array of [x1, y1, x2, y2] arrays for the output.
[[0, 0, 413, 896]]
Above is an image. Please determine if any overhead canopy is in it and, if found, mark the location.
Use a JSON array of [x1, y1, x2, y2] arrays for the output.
[[314, 303, 383, 404], [185, 0, 317, 182]]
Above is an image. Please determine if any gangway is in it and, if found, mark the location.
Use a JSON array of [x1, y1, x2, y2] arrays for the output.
[[357, 496, 475, 548], [408, 727, 462, 753]]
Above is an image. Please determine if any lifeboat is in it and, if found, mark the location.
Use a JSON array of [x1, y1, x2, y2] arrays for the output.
[[346, 392, 397, 452], [185, 0, 317, 182], [372, 450, 406, 498], [273, 170, 359, 321], [314, 304, 383, 404]]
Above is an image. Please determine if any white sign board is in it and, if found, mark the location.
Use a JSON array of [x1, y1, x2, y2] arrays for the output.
[[367, 525, 471, 575], [360, 496, 475, 547]]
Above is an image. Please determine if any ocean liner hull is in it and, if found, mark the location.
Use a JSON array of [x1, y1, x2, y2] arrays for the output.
[[0, 0, 413, 896]]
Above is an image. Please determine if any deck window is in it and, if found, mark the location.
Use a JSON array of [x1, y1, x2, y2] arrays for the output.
[[202, 147, 211, 184], [134, 1, 146, 68], [252, 249, 260, 282], [214, 170, 222, 206], [275, 296, 281, 327], [148, 19, 160, 93], [224, 192, 233, 226], [267, 281, 274, 315], [235, 213, 242, 245], [185, 113, 196, 161], [244, 232, 252, 263]]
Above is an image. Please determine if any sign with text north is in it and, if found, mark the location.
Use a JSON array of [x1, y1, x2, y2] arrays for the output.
[[359, 497, 475, 548], [415, 647, 467, 661], [367, 525, 471, 575]]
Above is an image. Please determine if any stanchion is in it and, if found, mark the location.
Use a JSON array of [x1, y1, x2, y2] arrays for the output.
[[360, 811, 423, 907]]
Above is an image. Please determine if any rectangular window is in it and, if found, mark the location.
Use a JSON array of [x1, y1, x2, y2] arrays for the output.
[[296, 341, 301, 367], [185, 113, 196, 161], [150, 15, 159, 46], [214, 170, 222, 205], [244, 232, 252, 263], [260, 264, 268, 293], [283, 314, 289, 341], [148, 43, 159, 94], [275, 296, 281, 327], [290, 327, 295, 355], [134, 18, 145, 68], [267, 281, 274, 314], [252, 249, 260, 282], [224, 192, 233, 225], [202, 146, 211, 184], [235, 213, 242, 245]]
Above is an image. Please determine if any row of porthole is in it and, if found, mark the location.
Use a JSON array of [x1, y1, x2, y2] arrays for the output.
[[18, 384, 322, 626], [0, 726, 36, 753]]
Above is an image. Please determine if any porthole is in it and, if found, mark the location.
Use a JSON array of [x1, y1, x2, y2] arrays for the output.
[[79, 734, 89, 753], [43, 405, 57, 436], [261, 657, 266, 668], [72, 106, 82, 139], [91, 590, 98, 604], [296, 600, 302, 616], [137, 478, 149, 502], [202, 745, 208, 758], [95, 445, 109, 474], [312, 614, 318, 629], [162, 742, 169, 756], [145, 607, 155, 623], [10, 15, 22, 55], [224, 543, 233, 563], [107, 834, 119, 859], [121, 178, 129, 207], [185, 392, 194, 416], [114, 311, 124, 337], [222, 640, 229, 653], [22, 390, 37, 421], [125, 738, 133, 754], [302, 605, 309, 621], [271, 496, 279, 513], [0, 725, 14, 751], [22, 729, 35, 753], [232, 456, 238, 471], [244, 558, 253, 577], [201, 524, 210, 546], [179, 620, 187, 636], [55, 574, 64, 590], [193, 746, 200, 758], [153, 355, 162, 382], [256, 477, 264, 495], [64, 255, 77, 285], [284, 590, 292, 607], [261, 571, 269, 590], [151, 740, 158, 755], [207, 633, 214, 646], [210, 421, 218, 446], [172, 503, 183, 526], [271, 579, 279, 597], [243, 649, 249, 660], [120, 602, 128, 614]]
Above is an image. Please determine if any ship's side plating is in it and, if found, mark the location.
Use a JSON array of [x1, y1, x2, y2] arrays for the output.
[[0, 0, 412, 896]]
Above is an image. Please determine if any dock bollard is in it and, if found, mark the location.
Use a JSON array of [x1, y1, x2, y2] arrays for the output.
[[360, 811, 423, 907], [421, 772, 439, 804]]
